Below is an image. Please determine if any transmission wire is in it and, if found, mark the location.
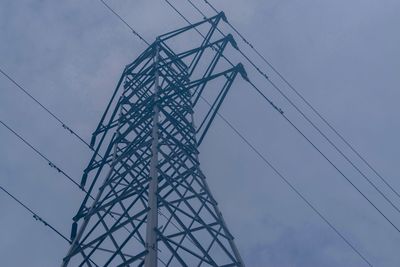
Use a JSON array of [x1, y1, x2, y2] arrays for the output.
[[182, 0, 400, 214], [199, 96, 373, 267], [166, 0, 400, 236], [202, 0, 400, 200], [0, 67, 92, 149], [0, 120, 83, 190], [0, 184, 71, 243]]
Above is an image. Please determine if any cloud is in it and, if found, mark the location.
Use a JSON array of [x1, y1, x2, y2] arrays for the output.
[[1, 0, 400, 266]]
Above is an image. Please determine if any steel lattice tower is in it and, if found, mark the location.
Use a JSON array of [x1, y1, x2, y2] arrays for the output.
[[62, 13, 248, 267]]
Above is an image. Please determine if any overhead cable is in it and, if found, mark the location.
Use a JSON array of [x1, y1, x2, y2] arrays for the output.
[[0, 184, 71, 243], [0, 67, 92, 150], [200, 96, 373, 267], [0, 120, 83, 190], [183, 0, 400, 213], [202, 0, 400, 201], [170, 0, 400, 236]]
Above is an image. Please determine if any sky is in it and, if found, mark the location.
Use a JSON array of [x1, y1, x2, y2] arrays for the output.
[[1, 0, 400, 266]]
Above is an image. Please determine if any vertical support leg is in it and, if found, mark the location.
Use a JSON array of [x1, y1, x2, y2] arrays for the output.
[[144, 41, 160, 267]]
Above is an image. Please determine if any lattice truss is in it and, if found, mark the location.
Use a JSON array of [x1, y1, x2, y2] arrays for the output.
[[62, 12, 248, 267]]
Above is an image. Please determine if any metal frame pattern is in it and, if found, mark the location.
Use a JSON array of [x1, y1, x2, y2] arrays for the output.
[[62, 13, 247, 267]]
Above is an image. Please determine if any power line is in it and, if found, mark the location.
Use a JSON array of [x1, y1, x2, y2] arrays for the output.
[[199, 96, 373, 267], [245, 44, 400, 235], [0, 120, 83, 190], [181, 0, 400, 214], [202, 0, 400, 202], [0, 67, 92, 150], [0, 184, 71, 243], [257, 75, 400, 214], [168, 0, 400, 238]]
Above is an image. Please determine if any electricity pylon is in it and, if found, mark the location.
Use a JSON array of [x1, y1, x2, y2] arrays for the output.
[[62, 12, 247, 267]]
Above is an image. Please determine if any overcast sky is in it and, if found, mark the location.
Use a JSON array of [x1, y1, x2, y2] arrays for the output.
[[1, 0, 400, 266]]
